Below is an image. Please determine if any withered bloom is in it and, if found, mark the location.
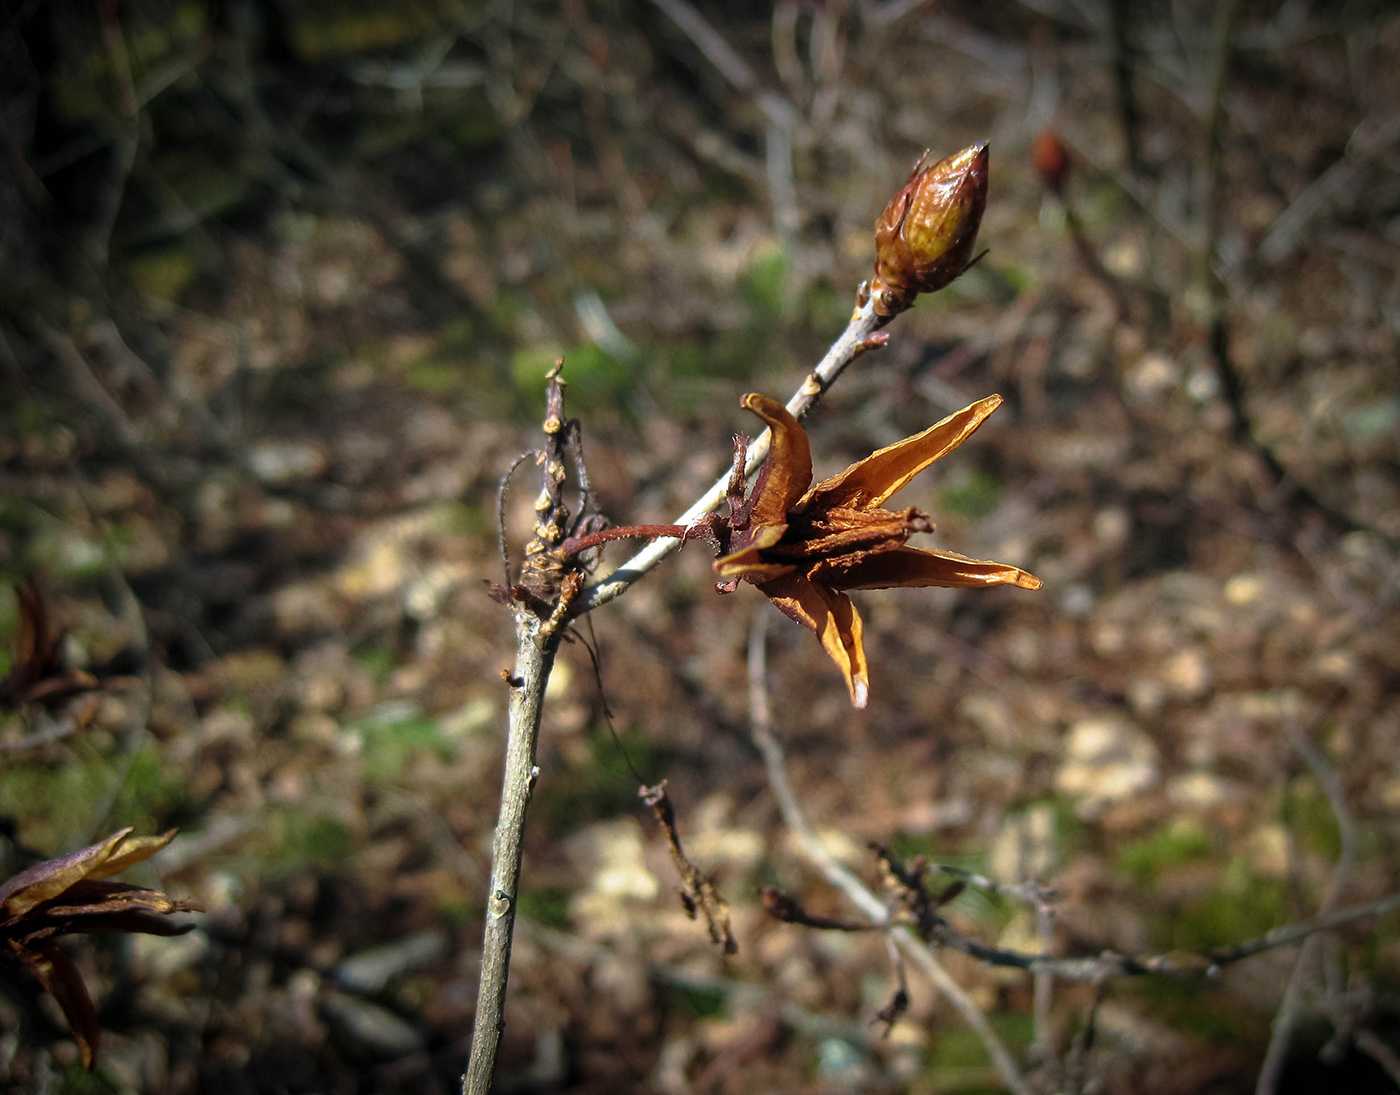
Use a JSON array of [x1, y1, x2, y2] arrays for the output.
[[1, 828, 202, 1069], [714, 394, 1040, 708], [871, 143, 989, 317], [0, 582, 99, 711]]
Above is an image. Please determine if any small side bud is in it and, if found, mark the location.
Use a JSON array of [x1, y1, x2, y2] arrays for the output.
[[1033, 128, 1070, 194], [871, 142, 989, 317]]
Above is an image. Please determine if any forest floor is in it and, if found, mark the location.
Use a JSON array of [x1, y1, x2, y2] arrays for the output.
[[2, 2, 1399, 1093]]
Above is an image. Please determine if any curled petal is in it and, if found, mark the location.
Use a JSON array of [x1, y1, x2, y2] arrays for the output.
[[805, 396, 1003, 510], [38, 879, 202, 924], [739, 394, 812, 527], [761, 574, 870, 709], [87, 829, 178, 881], [819, 545, 1042, 591], [715, 524, 796, 582], [0, 830, 132, 918], [11, 940, 101, 1070]]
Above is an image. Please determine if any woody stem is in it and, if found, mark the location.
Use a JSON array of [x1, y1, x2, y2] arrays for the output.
[[559, 524, 690, 556], [464, 611, 560, 1095]]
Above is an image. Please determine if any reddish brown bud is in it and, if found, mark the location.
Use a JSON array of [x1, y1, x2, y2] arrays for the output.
[[1033, 128, 1070, 193], [871, 143, 989, 317]]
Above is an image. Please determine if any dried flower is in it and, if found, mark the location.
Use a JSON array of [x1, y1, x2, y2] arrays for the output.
[[714, 393, 1040, 708], [1, 828, 202, 1069], [1, 582, 99, 712], [871, 143, 990, 317]]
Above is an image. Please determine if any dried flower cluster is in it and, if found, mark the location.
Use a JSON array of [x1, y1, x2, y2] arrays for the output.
[[1, 828, 201, 1069], [712, 393, 1041, 708], [0, 582, 99, 712]]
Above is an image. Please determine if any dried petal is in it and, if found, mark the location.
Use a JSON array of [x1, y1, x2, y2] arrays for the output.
[[12, 940, 101, 1070], [739, 393, 812, 526], [36, 880, 193, 921], [805, 395, 1004, 510], [763, 573, 870, 709], [819, 546, 1043, 591], [0, 830, 131, 918], [87, 829, 178, 881], [714, 524, 795, 582]]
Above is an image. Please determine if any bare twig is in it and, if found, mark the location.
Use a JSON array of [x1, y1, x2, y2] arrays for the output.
[[648, 0, 799, 134], [747, 609, 1032, 1095], [647, 0, 803, 250], [462, 609, 566, 1095], [0, 712, 82, 753], [467, 289, 889, 1089], [642, 782, 738, 953], [1355, 1029, 1400, 1088], [1189, 2, 1379, 543], [1062, 974, 1111, 1094], [910, 891, 1400, 983], [1256, 721, 1359, 1095], [1107, 0, 1143, 175], [465, 367, 586, 1095], [35, 320, 139, 450], [1032, 900, 1055, 1059], [574, 295, 888, 614], [1258, 113, 1400, 265], [750, 605, 1400, 1089], [90, 4, 141, 272]]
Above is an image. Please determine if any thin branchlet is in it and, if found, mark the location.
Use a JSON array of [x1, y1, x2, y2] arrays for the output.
[[497, 451, 539, 589]]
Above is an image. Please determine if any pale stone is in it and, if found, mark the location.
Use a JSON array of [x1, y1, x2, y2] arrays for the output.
[[1166, 771, 1235, 809], [990, 802, 1058, 883], [686, 827, 764, 871], [246, 440, 327, 483], [1126, 352, 1180, 401], [1224, 573, 1266, 605], [1246, 824, 1291, 877], [1056, 716, 1160, 817], [1163, 648, 1211, 699]]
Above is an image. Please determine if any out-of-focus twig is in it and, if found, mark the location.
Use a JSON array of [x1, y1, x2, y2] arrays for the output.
[[1256, 720, 1359, 1095], [1259, 113, 1400, 265], [642, 782, 737, 953], [1108, 0, 1142, 175], [1355, 1029, 1400, 1088], [753, 614, 1400, 999], [648, 0, 802, 248], [35, 320, 139, 450], [747, 608, 1032, 1095], [1191, 1, 1383, 544], [0, 712, 82, 753], [91, 4, 141, 272]]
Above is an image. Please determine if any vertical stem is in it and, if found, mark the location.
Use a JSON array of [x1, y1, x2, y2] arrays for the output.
[[463, 612, 561, 1095], [1107, 0, 1141, 175]]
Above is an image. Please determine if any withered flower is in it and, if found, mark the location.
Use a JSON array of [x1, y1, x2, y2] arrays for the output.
[[0, 582, 99, 712], [714, 393, 1040, 708], [871, 143, 989, 317], [1, 828, 202, 1069]]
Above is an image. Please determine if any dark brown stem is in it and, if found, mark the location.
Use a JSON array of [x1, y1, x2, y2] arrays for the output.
[[559, 524, 690, 556]]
